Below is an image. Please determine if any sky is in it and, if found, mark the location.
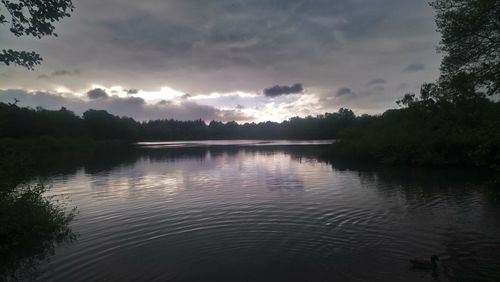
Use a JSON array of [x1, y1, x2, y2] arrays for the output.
[[0, 0, 442, 123]]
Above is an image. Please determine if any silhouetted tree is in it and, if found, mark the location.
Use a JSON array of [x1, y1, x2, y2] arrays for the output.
[[0, 102, 359, 141], [431, 0, 500, 96], [83, 109, 138, 140], [0, 0, 74, 69]]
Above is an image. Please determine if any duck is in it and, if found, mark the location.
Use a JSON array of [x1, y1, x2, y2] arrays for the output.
[[410, 255, 439, 271]]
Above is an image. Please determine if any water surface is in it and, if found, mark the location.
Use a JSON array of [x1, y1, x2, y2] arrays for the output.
[[136, 139, 334, 148], [37, 141, 500, 281]]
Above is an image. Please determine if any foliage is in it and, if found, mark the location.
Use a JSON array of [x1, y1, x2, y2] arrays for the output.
[[0, 49, 42, 69], [330, 85, 500, 170], [431, 0, 500, 96], [0, 139, 78, 279], [0, 183, 76, 280], [0, 0, 74, 69], [83, 109, 138, 140], [0, 103, 355, 141]]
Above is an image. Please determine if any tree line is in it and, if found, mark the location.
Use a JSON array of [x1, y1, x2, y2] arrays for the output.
[[0, 103, 358, 141], [2, 94, 498, 169], [328, 86, 500, 168]]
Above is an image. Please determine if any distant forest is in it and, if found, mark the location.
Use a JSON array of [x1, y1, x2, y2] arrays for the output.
[[0, 102, 357, 141]]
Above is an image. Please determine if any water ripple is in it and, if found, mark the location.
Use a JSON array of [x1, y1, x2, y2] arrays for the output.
[[38, 148, 500, 282]]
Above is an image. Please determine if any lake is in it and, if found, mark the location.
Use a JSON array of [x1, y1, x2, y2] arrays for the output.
[[32, 141, 500, 281]]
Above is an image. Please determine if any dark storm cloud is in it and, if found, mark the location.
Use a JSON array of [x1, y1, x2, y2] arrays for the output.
[[0, 89, 251, 122], [367, 79, 387, 85], [53, 70, 72, 76], [336, 88, 354, 97], [38, 69, 80, 80], [402, 63, 425, 73], [87, 88, 109, 99], [263, 83, 304, 98], [126, 89, 139, 95], [96, 1, 344, 67], [157, 100, 171, 105], [316, 87, 358, 109]]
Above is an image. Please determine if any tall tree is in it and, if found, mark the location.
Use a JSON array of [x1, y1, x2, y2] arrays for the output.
[[431, 0, 500, 96], [0, 0, 74, 69]]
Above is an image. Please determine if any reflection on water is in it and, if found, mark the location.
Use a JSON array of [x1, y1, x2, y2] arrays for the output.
[[10, 143, 500, 281], [136, 139, 335, 148]]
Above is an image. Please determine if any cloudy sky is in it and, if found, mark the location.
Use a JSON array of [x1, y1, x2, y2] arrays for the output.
[[0, 0, 442, 122]]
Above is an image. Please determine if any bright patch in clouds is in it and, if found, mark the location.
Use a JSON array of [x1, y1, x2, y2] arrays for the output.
[[190, 91, 259, 100], [136, 87, 185, 103]]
